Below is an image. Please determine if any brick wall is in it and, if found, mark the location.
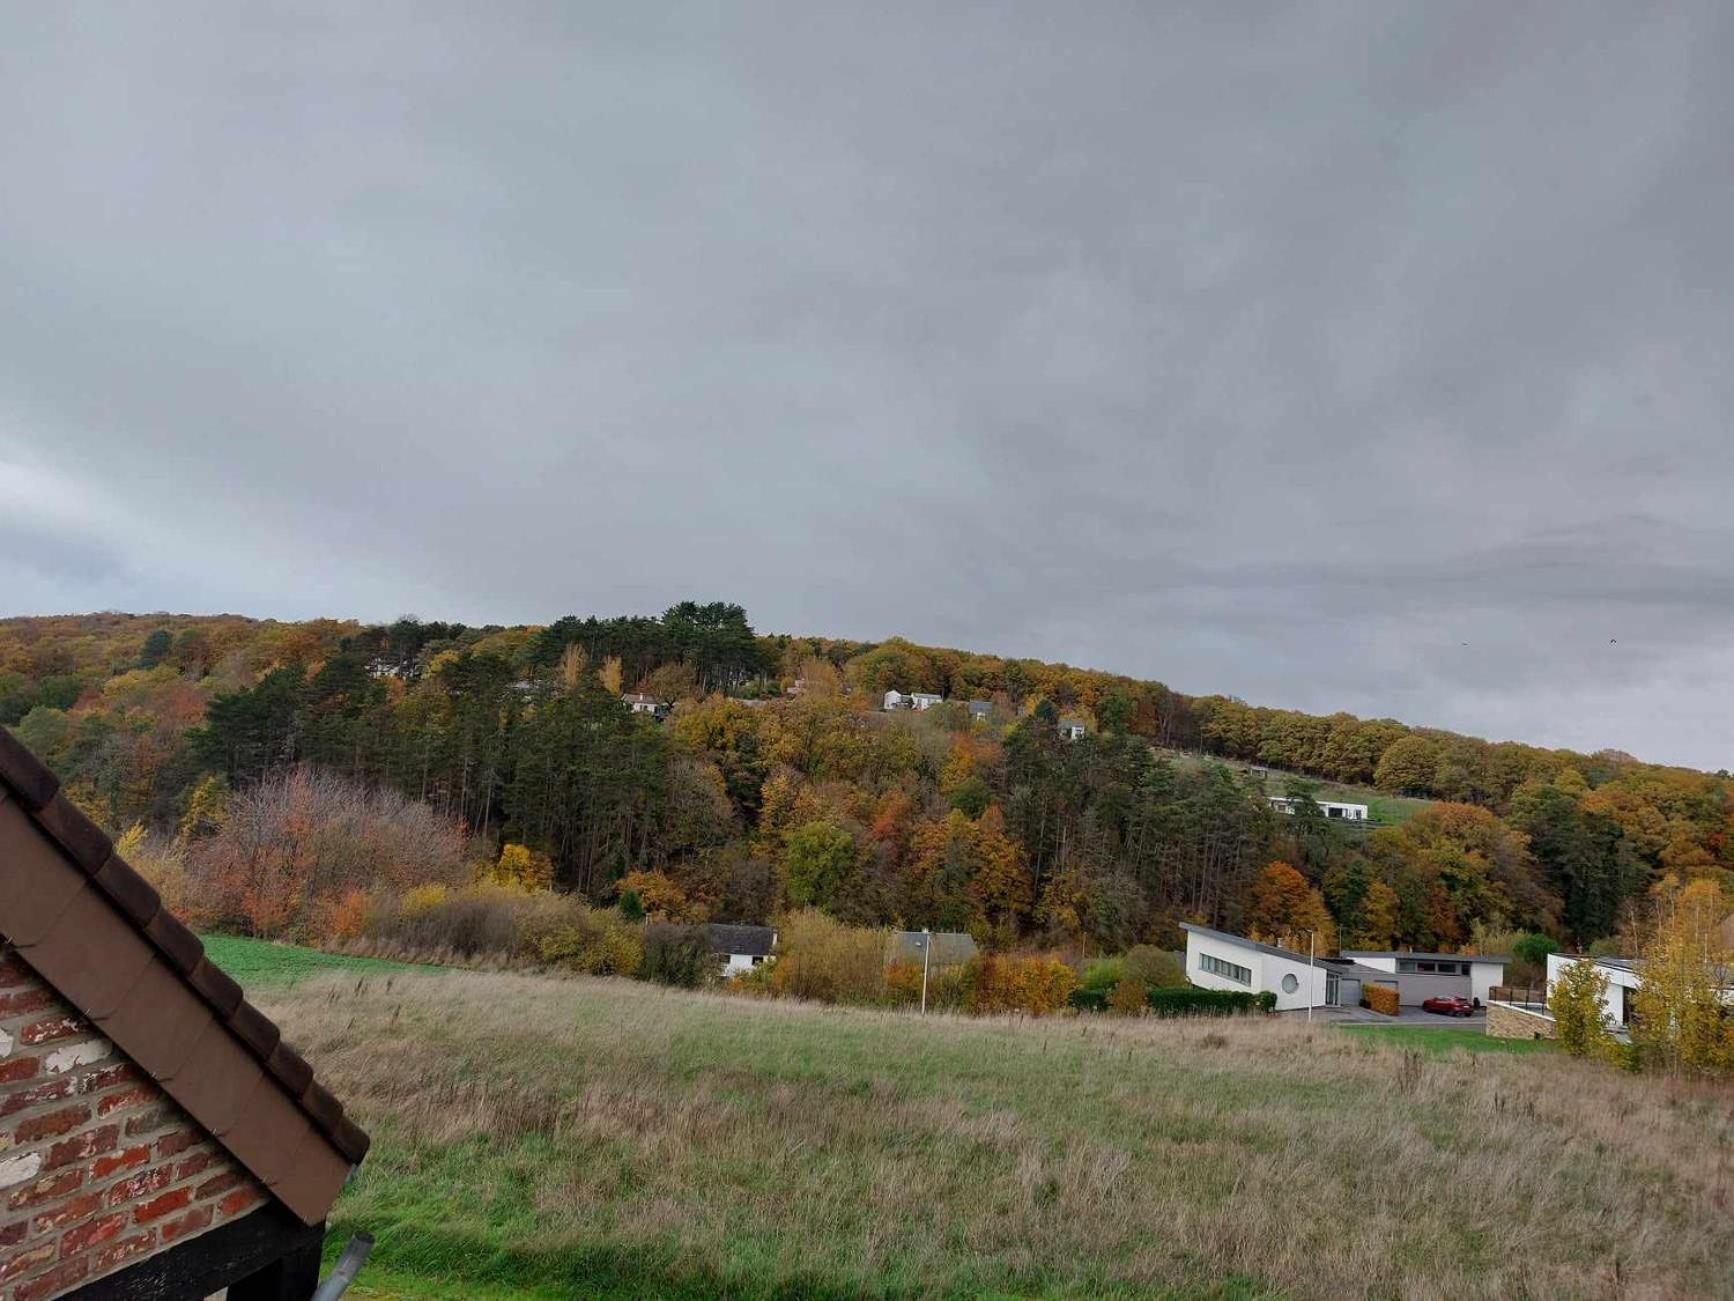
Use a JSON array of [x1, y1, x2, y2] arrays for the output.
[[0, 945, 268, 1300], [1485, 1000, 1558, 1041]]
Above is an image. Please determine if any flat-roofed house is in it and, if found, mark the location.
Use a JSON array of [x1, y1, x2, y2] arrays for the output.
[[1343, 951, 1509, 1007]]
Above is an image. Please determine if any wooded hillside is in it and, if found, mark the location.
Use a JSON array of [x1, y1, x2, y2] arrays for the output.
[[3, 607, 1727, 953]]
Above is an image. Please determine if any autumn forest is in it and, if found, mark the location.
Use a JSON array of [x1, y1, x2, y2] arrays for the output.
[[3, 606, 1727, 958]]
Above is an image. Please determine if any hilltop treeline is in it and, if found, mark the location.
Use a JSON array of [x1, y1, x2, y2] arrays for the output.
[[1, 608, 1727, 951]]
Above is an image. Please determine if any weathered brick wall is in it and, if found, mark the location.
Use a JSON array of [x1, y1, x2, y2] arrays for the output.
[[1485, 1000, 1558, 1041], [0, 944, 268, 1300]]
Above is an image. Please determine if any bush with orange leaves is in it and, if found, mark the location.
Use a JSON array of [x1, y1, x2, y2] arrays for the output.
[[1363, 983, 1400, 1016], [964, 953, 1077, 1016]]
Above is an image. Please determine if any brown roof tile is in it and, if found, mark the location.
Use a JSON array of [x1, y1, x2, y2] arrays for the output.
[[0, 727, 369, 1227]]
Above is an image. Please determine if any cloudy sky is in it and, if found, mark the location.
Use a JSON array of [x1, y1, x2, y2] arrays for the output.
[[3, 4, 1731, 769]]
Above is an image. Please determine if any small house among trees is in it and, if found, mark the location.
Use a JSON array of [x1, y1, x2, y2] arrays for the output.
[[0, 727, 368, 1299]]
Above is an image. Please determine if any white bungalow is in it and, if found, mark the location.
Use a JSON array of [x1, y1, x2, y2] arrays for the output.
[[1268, 795, 1369, 821]]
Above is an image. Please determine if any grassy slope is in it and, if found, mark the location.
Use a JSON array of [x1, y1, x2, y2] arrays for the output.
[[200, 934, 435, 989], [223, 939, 1734, 1301], [1156, 749, 1431, 825]]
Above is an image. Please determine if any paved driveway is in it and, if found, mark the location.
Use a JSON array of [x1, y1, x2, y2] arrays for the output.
[[1282, 1005, 1486, 1029]]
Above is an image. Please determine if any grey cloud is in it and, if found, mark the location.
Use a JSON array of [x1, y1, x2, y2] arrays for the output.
[[1, 2, 1732, 767]]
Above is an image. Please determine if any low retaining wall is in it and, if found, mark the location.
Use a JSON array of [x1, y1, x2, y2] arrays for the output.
[[1486, 1000, 1557, 1041]]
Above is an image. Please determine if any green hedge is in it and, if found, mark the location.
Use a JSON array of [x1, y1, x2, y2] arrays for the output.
[[1145, 987, 1275, 1017], [1068, 986, 1276, 1016]]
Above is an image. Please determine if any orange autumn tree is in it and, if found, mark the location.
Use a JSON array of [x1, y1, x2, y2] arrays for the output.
[[1247, 861, 1337, 954]]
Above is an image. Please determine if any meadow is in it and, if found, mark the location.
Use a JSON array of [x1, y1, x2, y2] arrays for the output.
[[219, 940, 1734, 1300]]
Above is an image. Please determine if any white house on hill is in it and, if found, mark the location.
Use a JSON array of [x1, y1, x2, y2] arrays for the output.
[[1268, 795, 1369, 821]]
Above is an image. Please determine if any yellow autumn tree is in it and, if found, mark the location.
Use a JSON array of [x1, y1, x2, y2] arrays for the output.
[[1247, 862, 1337, 953], [599, 656, 624, 695], [1548, 957, 1617, 1060], [1631, 878, 1734, 1075], [493, 842, 554, 892]]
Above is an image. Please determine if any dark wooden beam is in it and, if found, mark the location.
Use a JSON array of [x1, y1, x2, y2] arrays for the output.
[[66, 1205, 326, 1301]]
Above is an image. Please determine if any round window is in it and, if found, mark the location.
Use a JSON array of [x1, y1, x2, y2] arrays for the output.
[[1280, 974, 1299, 994]]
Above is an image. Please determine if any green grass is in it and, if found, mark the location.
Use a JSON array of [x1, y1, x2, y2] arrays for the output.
[[1336, 1025, 1554, 1056], [199, 934, 437, 991], [243, 949, 1734, 1300]]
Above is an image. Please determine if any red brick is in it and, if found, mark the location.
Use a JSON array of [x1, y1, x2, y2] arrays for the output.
[[29, 1190, 100, 1233], [19, 1016, 84, 1046], [42, 1125, 117, 1171], [0, 1218, 27, 1245], [0, 953, 37, 988], [0, 987, 55, 1017], [0, 1241, 56, 1282], [91, 1144, 151, 1180], [88, 1230, 153, 1275], [0, 1056, 40, 1085], [158, 1202, 213, 1244], [173, 1151, 216, 1181], [0, 1077, 74, 1118], [155, 1128, 199, 1159], [194, 1169, 245, 1200], [7, 1169, 82, 1210], [95, 1085, 154, 1117], [16, 1256, 90, 1299], [59, 1209, 127, 1257], [76, 1063, 141, 1095], [11, 1103, 90, 1143], [133, 1186, 190, 1224], [104, 1166, 171, 1205], [216, 1185, 263, 1219]]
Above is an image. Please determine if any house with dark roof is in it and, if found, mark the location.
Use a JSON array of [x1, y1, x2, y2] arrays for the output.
[[705, 924, 777, 976], [0, 727, 368, 1299], [1182, 923, 1397, 1011], [889, 931, 978, 967]]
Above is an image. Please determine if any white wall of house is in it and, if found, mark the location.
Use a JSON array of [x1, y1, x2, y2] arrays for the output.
[[910, 693, 943, 710], [1268, 797, 1368, 820], [722, 952, 772, 976], [1469, 961, 1505, 1005], [1185, 931, 1326, 1012]]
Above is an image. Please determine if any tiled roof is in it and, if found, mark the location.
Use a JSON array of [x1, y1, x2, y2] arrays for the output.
[[705, 923, 776, 957], [0, 726, 367, 1226]]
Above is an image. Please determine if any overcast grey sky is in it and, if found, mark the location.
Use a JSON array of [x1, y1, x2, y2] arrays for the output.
[[2, 3, 1731, 769]]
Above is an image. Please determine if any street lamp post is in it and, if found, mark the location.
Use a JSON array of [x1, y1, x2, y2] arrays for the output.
[[1308, 929, 1316, 1025], [921, 927, 932, 1014]]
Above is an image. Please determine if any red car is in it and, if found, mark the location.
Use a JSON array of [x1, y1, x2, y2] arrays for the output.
[[1421, 995, 1475, 1017]]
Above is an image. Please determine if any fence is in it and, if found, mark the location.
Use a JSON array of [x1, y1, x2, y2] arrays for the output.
[[1489, 984, 1548, 1008]]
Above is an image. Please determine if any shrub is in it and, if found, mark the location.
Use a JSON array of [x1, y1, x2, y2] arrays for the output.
[[1107, 976, 1148, 1015], [1068, 988, 1110, 1012], [1124, 946, 1186, 989], [1363, 984, 1401, 1016], [1080, 957, 1126, 993], [641, 923, 711, 987], [884, 959, 969, 1011], [765, 908, 888, 1004], [965, 954, 1077, 1016], [1145, 987, 1272, 1017]]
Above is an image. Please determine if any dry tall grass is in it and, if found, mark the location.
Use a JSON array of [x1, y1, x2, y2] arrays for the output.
[[263, 969, 1734, 1299]]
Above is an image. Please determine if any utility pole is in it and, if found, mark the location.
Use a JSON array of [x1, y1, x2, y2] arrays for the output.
[[1308, 929, 1316, 1025], [921, 927, 932, 1014]]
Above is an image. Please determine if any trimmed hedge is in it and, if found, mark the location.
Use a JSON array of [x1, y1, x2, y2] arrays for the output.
[[1071, 986, 1276, 1016], [1146, 987, 1276, 1017]]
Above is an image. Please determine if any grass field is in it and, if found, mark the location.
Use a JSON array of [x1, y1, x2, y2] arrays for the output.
[[1155, 750, 1431, 826], [199, 934, 435, 989], [217, 939, 1734, 1300], [1334, 1024, 1553, 1056]]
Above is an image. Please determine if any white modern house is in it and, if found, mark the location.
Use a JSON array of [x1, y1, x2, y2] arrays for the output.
[[622, 693, 660, 715], [1268, 796, 1369, 821], [1182, 923, 1396, 1011], [1058, 718, 1087, 741], [1343, 951, 1508, 1006], [883, 690, 944, 711]]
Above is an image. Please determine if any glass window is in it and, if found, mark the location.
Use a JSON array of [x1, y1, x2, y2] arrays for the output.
[[1280, 973, 1299, 994], [1200, 953, 1252, 986]]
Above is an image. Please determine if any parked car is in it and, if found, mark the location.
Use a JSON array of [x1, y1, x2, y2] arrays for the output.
[[1421, 995, 1475, 1017]]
